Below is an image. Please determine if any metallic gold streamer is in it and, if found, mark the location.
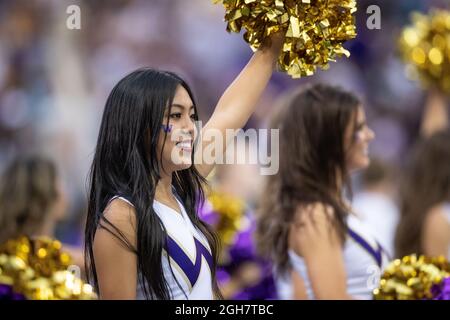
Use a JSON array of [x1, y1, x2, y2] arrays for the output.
[[213, 0, 357, 78], [399, 9, 450, 94], [208, 192, 247, 250], [373, 255, 450, 300], [0, 236, 97, 300]]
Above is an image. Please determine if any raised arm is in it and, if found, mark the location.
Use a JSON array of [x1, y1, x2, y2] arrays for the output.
[[195, 33, 284, 177], [421, 89, 448, 138]]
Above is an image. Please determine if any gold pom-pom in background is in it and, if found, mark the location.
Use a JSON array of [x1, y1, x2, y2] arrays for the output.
[[208, 191, 248, 248], [213, 0, 357, 78], [373, 255, 450, 300], [399, 9, 450, 94], [0, 236, 97, 300]]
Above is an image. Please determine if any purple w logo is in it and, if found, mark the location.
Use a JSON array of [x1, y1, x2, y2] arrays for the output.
[[166, 236, 213, 287]]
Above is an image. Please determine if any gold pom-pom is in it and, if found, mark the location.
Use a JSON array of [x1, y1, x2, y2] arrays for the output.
[[399, 9, 450, 94], [213, 0, 357, 78], [373, 255, 450, 300], [208, 192, 247, 248], [0, 236, 97, 300]]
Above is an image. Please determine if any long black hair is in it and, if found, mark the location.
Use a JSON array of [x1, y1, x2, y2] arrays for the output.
[[84, 68, 222, 299]]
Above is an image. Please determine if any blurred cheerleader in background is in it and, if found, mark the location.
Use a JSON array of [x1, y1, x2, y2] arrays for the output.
[[353, 89, 450, 262], [0, 156, 84, 270], [395, 129, 450, 259], [256, 84, 390, 300], [395, 89, 449, 259]]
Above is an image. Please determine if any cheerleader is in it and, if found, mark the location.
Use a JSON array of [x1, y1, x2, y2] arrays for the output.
[[395, 90, 450, 260], [84, 33, 283, 300], [395, 130, 450, 260], [0, 156, 83, 268], [256, 84, 390, 300]]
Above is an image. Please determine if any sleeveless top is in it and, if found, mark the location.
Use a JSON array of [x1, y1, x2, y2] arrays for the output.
[[276, 214, 390, 300], [443, 203, 450, 260], [108, 194, 214, 300]]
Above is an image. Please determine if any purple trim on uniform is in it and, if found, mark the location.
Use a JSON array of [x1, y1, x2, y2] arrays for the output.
[[348, 227, 383, 268], [166, 235, 213, 288]]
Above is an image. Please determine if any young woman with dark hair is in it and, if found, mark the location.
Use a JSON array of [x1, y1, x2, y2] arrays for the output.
[[395, 90, 450, 259], [0, 155, 84, 268], [395, 130, 450, 259], [84, 34, 283, 300], [0, 156, 68, 244], [256, 83, 389, 300]]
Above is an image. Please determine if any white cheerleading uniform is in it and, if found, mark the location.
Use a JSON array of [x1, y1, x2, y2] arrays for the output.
[[276, 214, 390, 300], [108, 195, 214, 300]]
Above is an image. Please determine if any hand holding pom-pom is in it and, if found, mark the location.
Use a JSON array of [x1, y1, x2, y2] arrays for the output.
[[214, 0, 357, 78]]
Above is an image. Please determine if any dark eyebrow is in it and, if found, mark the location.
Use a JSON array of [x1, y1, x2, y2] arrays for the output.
[[171, 104, 195, 110]]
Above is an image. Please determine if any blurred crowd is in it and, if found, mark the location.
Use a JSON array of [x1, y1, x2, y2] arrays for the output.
[[0, 0, 449, 298]]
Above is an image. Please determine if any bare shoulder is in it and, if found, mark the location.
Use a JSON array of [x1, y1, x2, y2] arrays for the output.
[[422, 204, 450, 256], [103, 198, 137, 229], [290, 202, 340, 256], [424, 204, 450, 231], [95, 198, 137, 249]]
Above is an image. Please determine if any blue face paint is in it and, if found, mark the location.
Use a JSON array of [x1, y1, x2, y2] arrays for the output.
[[161, 124, 173, 133]]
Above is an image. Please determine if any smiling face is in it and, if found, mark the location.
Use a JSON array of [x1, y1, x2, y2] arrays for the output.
[[157, 85, 198, 174], [345, 106, 375, 172]]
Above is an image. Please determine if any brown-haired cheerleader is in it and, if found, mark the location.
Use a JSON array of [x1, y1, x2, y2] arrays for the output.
[[256, 84, 390, 300], [396, 90, 450, 260]]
